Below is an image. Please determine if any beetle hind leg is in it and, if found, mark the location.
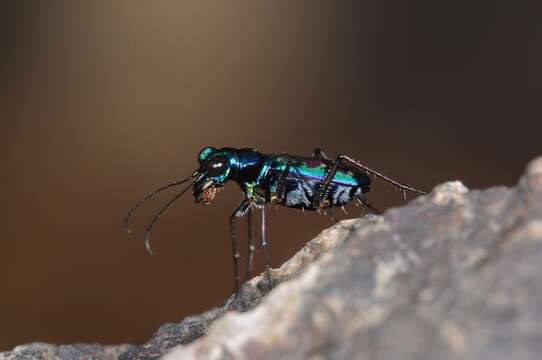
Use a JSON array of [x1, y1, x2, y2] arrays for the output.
[[356, 196, 382, 215]]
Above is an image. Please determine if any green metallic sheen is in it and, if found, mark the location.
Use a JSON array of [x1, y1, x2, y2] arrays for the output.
[[193, 148, 370, 210]]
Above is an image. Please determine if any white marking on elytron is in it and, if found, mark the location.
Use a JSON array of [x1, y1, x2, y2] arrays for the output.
[[286, 186, 310, 207], [331, 186, 352, 205], [300, 179, 316, 196]]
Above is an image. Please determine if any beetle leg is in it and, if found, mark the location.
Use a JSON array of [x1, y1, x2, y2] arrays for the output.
[[260, 203, 270, 271], [313, 156, 342, 209], [258, 201, 274, 290], [245, 208, 254, 280], [327, 208, 337, 223], [314, 155, 427, 209], [249, 194, 274, 289], [270, 161, 293, 205], [359, 197, 383, 215], [230, 200, 251, 292], [314, 149, 342, 216]]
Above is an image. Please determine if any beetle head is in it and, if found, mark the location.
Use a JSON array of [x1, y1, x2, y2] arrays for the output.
[[193, 147, 236, 204]]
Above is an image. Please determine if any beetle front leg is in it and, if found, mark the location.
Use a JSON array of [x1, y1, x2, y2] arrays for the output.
[[245, 208, 254, 280], [259, 203, 270, 272], [230, 200, 251, 292], [252, 195, 274, 290]]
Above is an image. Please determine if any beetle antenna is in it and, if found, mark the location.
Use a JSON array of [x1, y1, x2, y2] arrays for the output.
[[122, 172, 197, 234], [144, 180, 196, 255]]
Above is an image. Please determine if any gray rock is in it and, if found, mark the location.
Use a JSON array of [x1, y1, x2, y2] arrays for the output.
[[165, 157, 542, 360], [3, 157, 542, 360], [0, 343, 133, 360], [119, 208, 353, 360]]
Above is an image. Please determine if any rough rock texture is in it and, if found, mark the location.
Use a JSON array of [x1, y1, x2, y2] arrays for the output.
[[1, 201, 353, 360], [0, 343, 133, 360], [118, 214, 354, 360], [165, 157, 542, 360], [3, 157, 542, 360]]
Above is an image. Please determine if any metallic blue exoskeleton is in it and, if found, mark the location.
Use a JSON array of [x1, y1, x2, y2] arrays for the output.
[[123, 147, 426, 291]]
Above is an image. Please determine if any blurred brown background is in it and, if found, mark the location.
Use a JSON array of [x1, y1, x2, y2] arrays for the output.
[[1, 0, 540, 351]]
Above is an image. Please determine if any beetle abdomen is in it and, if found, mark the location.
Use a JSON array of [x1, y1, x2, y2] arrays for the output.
[[263, 155, 370, 210]]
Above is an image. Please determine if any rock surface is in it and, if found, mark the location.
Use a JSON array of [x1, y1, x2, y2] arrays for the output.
[[0, 343, 133, 360], [3, 157, 542, 360], [118, 208, 355, 360], [165, 157, 542, 359]]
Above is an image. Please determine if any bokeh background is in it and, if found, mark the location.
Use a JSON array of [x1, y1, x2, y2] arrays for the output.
[[1, 0, 540, 351]]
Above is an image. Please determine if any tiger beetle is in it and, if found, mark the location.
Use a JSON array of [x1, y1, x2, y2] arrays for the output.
[[123, 147, 426, 292]]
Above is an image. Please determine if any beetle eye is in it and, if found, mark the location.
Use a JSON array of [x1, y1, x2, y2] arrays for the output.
[[207, 157, 228, 177]]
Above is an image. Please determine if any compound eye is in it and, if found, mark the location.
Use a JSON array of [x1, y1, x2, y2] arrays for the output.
[[207, 156, 228, 177]]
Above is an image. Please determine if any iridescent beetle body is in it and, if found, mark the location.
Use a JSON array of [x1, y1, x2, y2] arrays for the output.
[[194, 147, 371, 211], [262, 153, 370, 210], [124, 147, 425, 291]]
